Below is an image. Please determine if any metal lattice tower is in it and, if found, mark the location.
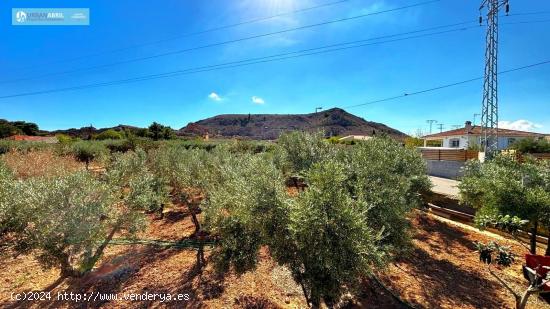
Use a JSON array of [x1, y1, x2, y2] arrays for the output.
[[479, 0, 509, 157]]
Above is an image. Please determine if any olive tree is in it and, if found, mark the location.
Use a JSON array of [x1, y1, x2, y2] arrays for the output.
[[203, 153, 291, 273], [106, 149, 169, 218], [205, 134, 430, 307], [341, 137, 431, 251], [0, 161, 15, 236], [7, 172, 124, 277], [460, 154, 550, 255], [285, 160, 385, 307], [71, 140, 108, 170], [274, 131, 333, 177]]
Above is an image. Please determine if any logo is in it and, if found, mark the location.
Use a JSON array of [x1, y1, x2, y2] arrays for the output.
[[15, 11, 27, 23]]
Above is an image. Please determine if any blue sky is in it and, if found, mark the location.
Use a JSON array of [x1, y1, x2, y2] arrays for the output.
[[0, 0, 549, 134]]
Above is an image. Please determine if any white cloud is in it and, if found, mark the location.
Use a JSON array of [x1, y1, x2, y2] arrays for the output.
[[498, 119, 543, 131], [208, 92, 222, 101], [251, 96, 265, 105]]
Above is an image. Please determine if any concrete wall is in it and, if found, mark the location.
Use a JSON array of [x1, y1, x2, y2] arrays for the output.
[[426, 159, 465, 180]]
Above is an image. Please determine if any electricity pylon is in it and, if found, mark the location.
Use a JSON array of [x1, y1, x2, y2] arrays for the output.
[[479, 0, 509, 157]]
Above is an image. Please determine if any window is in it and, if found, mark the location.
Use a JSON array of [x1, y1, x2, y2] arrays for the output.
[[450, 139, 460, 148]]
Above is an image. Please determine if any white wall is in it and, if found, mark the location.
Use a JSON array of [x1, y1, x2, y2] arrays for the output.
[[441, 135, 527, 150]]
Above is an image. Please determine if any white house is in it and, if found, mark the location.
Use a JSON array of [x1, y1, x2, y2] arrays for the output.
[[422, 121, 546, 150], [338, 135, 372, 142]]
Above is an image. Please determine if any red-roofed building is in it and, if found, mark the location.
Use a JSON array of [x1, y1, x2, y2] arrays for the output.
[[5, 135, 58, 143], [422, 121, 547, 150]]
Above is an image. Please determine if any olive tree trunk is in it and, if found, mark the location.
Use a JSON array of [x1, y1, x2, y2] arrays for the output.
[[530, 220, 538, 254]]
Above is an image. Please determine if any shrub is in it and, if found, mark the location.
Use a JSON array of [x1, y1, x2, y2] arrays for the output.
[[93, 129, 123, 140], [274, 131, 333, 176], [103, 139, 134, 153], [0, 161, 15, 235], [107, 149, 169, 217], [460, 154, 550, 255], [284, 160, 384, 306], [71, 141, 108, 169], [56, 133, 76, 144], [510, 137, 550, 153], [203, 154, 290, 273], [6, 172, 127, 277], [341, 137, 431, 251]]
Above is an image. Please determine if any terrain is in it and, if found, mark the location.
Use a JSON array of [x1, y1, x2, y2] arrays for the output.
[[177, 108, 407, 140]]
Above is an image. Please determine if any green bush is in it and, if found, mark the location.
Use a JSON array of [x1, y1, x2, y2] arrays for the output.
[[93, 129, 123, 140], [285, 160, 384, 306], [460, 154, 550, 255], [107, 149, 169, 216], [274, 131, 333, 176], [510, 137, 550, 153], [6, 172, 125, 277], [204, 154, 290, 273], [0, 161, 15, 235], [71, 141, 108, 169]]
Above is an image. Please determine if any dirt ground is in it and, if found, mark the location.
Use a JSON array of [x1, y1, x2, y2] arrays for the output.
[[1, 209, 548, 309]]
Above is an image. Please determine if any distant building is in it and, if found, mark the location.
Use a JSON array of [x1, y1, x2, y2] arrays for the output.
[[338, 135, 373, 142], [422, 121, 546, 150], [5, 135, 58, 143]]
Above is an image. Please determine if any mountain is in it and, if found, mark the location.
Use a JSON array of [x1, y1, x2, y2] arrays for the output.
[[177, 108, 407, 140], [49, 124, 141, 138]]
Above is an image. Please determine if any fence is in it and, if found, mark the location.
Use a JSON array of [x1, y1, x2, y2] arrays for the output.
[[419, 148, 478, 162], [529, 153, 550, 160]]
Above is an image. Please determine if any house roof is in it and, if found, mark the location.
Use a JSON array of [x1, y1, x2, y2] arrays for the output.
[[423, 125, 546, 139]]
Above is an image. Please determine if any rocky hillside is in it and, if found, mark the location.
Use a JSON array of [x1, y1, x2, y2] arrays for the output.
[[178, 108, 407, 140]]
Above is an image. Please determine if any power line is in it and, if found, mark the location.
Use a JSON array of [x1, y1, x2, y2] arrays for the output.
[[2, 15, 543, 86], [1, 0, 441, 84], [0, 19, 545, 100], [0, 23, 480, 99], [11, 0, 355, 71], [1, 20, 476, 85], [342, 60, 550, 109]]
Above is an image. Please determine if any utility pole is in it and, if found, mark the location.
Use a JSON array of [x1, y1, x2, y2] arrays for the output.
[[315, 107, 323, 113], [426, 120, 437, 134], [479, 0, 509, 157], [473, 113, 481, 126], [437, 124, 444, 133]]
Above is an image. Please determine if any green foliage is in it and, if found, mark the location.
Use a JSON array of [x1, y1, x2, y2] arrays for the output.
[[93, 129, 123, 140], [203, 154, 290, 274], [341, 137, 431, 251], [0, 119, 39, 137], [203, 133, 430, 305], [286, 160, 384, 305], [71, 141, 108, 168], [460, 154, 550, 228], [5, 172, 128, 276], [0, 161, 15, 234], [274, 131, 333, 176], [404, 137, 424, 148], [0, 140, 53, 155], [474, 213, 529, 234], [106, 149, 169, 214], [56, 133, 76, 144], [510, 137, 550, 153], [148, 122, 174, 140], [475, 241, 515, 267]]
